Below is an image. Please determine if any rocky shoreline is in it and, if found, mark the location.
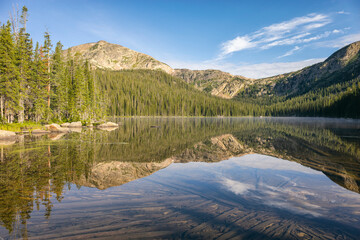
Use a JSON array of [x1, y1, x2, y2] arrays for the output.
[[0, 121, 120, 142]]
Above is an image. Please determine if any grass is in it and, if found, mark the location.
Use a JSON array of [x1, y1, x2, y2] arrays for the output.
[[0, 122, 43, 132]]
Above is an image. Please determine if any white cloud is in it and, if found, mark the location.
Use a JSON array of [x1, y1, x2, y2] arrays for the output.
[[233, 58, 325, 78], [316, 33, 360, 48], [263, 13, 328, 33], [278, 46, 301, 58], [221, 36, 256, 55], [220, 13, 333, 56], [304, 22, 331, 30], [168, 58, 324, 79], [337, 10, 350, 15]]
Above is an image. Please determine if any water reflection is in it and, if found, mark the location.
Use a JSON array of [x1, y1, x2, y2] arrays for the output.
[[0, 117, 360, 239]]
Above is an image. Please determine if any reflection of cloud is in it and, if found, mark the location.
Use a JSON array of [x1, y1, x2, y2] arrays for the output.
[[222, 178, 254, 195], [221, 155, 327, 217], [266, 201, 322, 217], [230, 154, 322, 175], [222, 175, 323, 217]]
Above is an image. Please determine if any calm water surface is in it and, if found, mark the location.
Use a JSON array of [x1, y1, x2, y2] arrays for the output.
[[0, 117, 360, 239]]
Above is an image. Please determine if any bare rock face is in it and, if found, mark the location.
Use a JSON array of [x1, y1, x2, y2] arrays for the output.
[[64, 40, 173, 74], [0, 130, 16, 139], [68, 121, 82, 128], [46, 124, 70, 133], [173, 69, 253, 99], [60, 123, 70, 127]]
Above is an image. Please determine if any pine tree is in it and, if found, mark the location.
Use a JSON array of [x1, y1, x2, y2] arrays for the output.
[[0, 21, 19, 123], [42, 32, 52, 121], [51, 41, 66, 120], [16, 6, 32, 122], [30, 42, 47, 122]]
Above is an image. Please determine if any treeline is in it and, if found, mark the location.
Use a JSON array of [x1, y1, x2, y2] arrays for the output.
[[0, 6, 106, 124], [97, 67, 360, 118], [269, 78, 360, 118], [234, 76, 360, 118]]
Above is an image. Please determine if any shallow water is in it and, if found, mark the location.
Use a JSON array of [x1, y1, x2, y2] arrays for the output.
[[0, 117, 360, 239]]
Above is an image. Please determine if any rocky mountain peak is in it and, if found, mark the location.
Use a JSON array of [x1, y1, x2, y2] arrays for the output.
[[64, 40, 174, 74], [326, 41, 360, 63]]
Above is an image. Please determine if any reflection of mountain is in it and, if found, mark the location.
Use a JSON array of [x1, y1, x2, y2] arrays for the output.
[[1, 118, 360, 238], [173, 131, 360, 194], [172, 134, 246, 163], [75, 159, 173, 190]]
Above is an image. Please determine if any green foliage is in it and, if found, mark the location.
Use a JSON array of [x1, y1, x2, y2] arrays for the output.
[[96, 69, 261, 117], [0, 9, 105, 123], [0, 121, 42, 131]]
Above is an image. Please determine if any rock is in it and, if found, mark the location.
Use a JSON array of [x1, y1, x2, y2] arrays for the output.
[[68, 121, 82, 128], [60, 122, 70, 127], [46, 123, 70, 133], [31, 129, 51, 134], [0, 130, 16, 139], [97, 122, 118, 128]]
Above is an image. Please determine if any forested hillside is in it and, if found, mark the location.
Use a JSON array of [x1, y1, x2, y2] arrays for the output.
[[95, 70, 260, 116]]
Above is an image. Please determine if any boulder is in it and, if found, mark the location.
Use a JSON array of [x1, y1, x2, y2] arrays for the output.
[[46, 123, 70, 133], [69, 121, 82, 128], [0, 130, 16, 139], [97, 122, 118, 128], [60, 122, 70, 127]]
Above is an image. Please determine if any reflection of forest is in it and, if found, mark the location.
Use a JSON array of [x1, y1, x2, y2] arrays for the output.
[[0, 118, 359, 238]]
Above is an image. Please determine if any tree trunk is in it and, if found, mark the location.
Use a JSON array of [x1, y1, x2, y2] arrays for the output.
[[0, 95, 3, 120], [18, 97, 24, 123], [47, 83, 51, 121]]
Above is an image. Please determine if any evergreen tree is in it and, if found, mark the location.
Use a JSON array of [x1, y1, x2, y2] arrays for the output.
[[42, 31, 52, 121], [0, 21, 19, 123], [30, 42, 47, 122], [15, 6, 32, 122]]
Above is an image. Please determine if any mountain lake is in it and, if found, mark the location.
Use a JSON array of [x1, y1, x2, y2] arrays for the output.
[[0, 117, 360, 239]]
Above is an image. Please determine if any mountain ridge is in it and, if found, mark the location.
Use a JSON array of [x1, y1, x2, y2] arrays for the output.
[[63, 40, 174, 74], [65, 40, 360, 101]]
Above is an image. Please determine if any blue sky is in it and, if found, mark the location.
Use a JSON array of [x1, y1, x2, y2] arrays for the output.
[[1, 0, 359, 78]]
